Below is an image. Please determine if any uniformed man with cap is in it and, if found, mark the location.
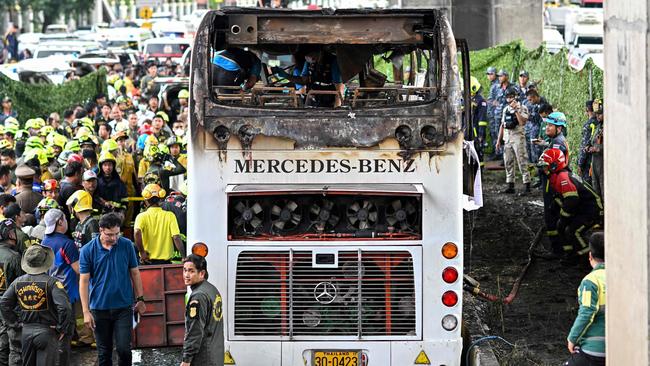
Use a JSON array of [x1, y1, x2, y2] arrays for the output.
[[491, 69, 517, 160], [486, 66, 499, 156], [0, 244, 73, 366], [180, 249, 223, 366], [14, 165, 42, 215], [0, 219, 24, 366]]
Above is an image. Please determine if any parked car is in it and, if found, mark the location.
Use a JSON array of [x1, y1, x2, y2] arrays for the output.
[[142, 37, 191, 64]]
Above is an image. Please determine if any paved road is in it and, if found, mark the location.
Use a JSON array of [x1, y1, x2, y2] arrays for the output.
[[72, 347, 182, 365]]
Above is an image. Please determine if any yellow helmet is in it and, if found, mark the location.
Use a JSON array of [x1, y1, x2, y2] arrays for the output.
[[49, 134, 67, 150], [0, 139, 12, 151], [101, 139, 119, 153], [24, 148, 48, 166], [39, 125, 54, 137], [80, 117, 95, 130], [25, 118, 41, 130], [178, 89, 189, 99], [66, 190, 93, 213], [3, 117, 18, 129], [75, 126, 92, 140], [142, 183, 166, 200], [470, 76, 481, 96], [98, 151, 117, 165]]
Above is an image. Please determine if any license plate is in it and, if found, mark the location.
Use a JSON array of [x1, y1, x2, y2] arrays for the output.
[[313, 351, 359, 366]]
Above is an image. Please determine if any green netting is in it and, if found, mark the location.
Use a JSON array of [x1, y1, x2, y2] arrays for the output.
[[0, 69, 108, 123], [470, 40, 603, 165]]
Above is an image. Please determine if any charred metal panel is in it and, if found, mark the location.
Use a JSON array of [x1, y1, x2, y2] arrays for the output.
[[254, 16, 424, 45], [189, 8, 461, 153]]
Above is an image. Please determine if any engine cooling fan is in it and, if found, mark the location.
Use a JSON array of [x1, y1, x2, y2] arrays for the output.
[[347, 200, 378, 230], [309, 199, 339, 232]]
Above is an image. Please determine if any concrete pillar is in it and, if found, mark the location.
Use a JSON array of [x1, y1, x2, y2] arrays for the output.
[[95, 0, 103, 24], [491, 0, 542, 48], [604, 2, 649, 365], [452, 0, 491, 50]]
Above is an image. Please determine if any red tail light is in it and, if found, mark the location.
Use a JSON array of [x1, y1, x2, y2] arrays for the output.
[[442, 267, 458, 283], [442, 291, 458, 307]]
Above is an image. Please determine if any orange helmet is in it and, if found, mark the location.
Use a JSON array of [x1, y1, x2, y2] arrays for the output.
[[538, 148, 567, 174]]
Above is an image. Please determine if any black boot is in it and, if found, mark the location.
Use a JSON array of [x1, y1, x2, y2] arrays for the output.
[[501, 183, 515, 194], [519, 183, 531, 196]]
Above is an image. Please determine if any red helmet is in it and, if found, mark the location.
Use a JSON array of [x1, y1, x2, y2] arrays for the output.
[[538, 148, 567, 173], [43, 179, 59, 192], [67, 153, 83, 164], [138, 124, 152, 135]]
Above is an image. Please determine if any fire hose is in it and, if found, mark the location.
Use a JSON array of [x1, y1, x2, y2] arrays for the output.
[[464, 226, 544, 304]]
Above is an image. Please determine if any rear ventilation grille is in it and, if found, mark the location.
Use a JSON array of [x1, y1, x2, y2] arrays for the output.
[[234, 250, 416, 338]]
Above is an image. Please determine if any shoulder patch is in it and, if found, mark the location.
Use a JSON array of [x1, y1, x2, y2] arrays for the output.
[[55, 281, 65, 290], [188, 299, 199, 305], [213, 293, 223, 321]]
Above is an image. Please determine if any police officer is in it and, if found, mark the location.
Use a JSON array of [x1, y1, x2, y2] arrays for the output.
[[577, 100, 596, 184], [524, 89, 548, 165], [212, 48, 261, 93], [181, 252, 223, 366], [496, 86, 530, 194], [491, 70, 517, 160], [0, 244, 73, 366], [470, 76, 488, 165], [0, 219, 23, 366], [516, 70, 532, 101], [486, 67, 499, 157], [586, 99, 604, 199]]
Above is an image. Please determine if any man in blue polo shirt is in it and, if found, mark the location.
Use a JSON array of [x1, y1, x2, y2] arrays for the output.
[[79, 213, 146, 366], [42, 208, 79, 364]]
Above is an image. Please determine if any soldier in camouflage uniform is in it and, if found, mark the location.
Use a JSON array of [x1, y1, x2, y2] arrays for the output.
[[181, 254, 224, 366], [496, 87, 530, 194], [0, 220, 23, 366]]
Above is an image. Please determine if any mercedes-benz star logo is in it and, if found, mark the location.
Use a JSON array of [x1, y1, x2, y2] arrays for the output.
[[313, 281, 337, 304]]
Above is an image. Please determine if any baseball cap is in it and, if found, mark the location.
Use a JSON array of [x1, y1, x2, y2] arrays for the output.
[[44, 208, 65, 235], [83, 170, 97, 181], [1, 96, 11, 103], [486, 66, 497, 75], [519, 70, 529, 77], [497, 69, 508, 77]]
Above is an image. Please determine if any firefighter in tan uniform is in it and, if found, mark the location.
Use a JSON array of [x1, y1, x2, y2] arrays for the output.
[[181, 252, 224, 366], [0, 244, 73, 366]]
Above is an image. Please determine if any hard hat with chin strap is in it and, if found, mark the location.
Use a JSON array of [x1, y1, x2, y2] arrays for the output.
[[142, 183, 166, 200]]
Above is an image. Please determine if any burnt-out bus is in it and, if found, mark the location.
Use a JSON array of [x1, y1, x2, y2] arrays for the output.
[[188, 8, 466, 366]]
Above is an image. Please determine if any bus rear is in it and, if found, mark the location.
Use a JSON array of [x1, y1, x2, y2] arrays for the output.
[[188, 8, 464, 366]]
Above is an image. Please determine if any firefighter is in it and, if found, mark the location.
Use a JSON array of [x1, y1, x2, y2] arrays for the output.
[[586, 99, 604, 199], [212, 48, 261, 93], [180, 252, 224, 366], [0, 244, 74, 366], [0, 219, 24, 366], [272, 48, 344, 107], [538, 149, 604, 264], [470, 76, 488, 165], [534, 112, 570, 257]]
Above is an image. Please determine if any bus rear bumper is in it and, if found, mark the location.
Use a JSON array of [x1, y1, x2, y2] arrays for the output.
[[224, 339, 462, 366]]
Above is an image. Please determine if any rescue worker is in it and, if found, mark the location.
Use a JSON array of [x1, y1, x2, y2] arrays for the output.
[[539, 149, 603, 263], [134, 184, 184, 264], [577, 100, 596, 184], [181, 253, 224, 366], [67, 190, 99, 249], [0, 244, 74, 366], [166, 136, 187, 192], [496, 87, 530, 194], [212, 48, 261, 93], [102, 139, 137, 224], [144, 143, 186, 193], [586, 99, 604, 199], [272, 48, 344, 107], [0, 219, 24, 366], [516, 70, 532, 100], [470, 76, 488, 165], [96, 152, 127, 213], [564, 232, 605, 366], [23, 198, 60, 244]]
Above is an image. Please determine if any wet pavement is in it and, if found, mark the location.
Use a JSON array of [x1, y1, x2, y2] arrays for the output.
[[72, 347, 182, 365]]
